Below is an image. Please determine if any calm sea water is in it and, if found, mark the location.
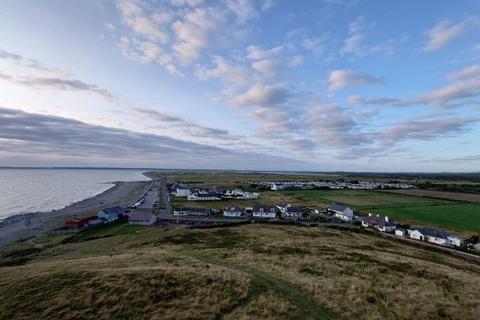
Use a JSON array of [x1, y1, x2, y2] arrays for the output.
[[0, 169, 150, 220]]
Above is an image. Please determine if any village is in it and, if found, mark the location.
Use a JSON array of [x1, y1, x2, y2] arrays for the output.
[[61, 179, 480, 256]]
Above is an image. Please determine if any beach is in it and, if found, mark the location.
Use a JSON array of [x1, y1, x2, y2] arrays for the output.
[[0, 180, 151, 247]]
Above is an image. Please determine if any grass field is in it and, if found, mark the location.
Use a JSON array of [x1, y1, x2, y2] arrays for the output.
[[1, 223, 479, 319]]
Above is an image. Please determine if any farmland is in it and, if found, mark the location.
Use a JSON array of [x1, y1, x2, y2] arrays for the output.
[[1, 223, 480, 319]]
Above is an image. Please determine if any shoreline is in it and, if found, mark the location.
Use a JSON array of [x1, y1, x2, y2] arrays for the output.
[[0, 178, 152, 248]]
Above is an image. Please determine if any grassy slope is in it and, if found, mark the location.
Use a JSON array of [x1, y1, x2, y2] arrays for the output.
[[1, 223, 480, 319]]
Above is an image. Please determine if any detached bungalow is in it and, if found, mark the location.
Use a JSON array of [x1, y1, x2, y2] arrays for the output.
[[360, 213, 396, 232], [187, 192, 221, 201], [283, 206, 302, 218], [128, 211, 157, 225], [329, 203, 354, 221], [409, 227, 450, 245], [223, 206, 244, 217], [173, 207, 210, 216], [252, 205, 277, 219], [97, 206, 125, 223]]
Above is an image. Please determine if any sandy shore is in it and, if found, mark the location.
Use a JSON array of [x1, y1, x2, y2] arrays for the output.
[[0, 180, 152, 247]]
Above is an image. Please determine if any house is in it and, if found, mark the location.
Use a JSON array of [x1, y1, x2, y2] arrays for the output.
[[173, 207, 210, 216], [328, 203, 354, 221], [224, 189, 259, 199], [187, 192, 222, 201], [409, 227, 449, 245], [128, 211, 157, 225], [223, 206, 244, 217], [65, 216, 94, 229], [252, 205, 277, 219], [175, 187, 190, 197], [97, 206, 125, 223], [360, 213, 396, 232], [283, 206, 302, 218], [395, 228, 406, 237], [276, 202, 291, 213], [447, 236, 463, 247]]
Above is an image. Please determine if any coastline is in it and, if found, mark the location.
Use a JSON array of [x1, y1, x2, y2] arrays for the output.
[[0, 179, 152, 248]]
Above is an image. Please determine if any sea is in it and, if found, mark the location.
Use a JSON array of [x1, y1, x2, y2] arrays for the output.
[[0, 169, 151, 221]]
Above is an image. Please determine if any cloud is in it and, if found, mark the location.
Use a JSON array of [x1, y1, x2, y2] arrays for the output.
[[195, 55, 251, 85], [328, 70, 382, 92], [232, 83, 290, 107], [131, 107, 234, 139], [115, 0, 261, 73], [342, 16, 365, 56], [0, 71, 112, 98], [0, 107, 309, 170], [246, 44, 283, 60], [423, 19, 465, 52], [0, 49, 58, 73], [251, 59, 281, 77], [306, 103, 371, 149], [380, 117, 478, 146], [348, 65, 480, 108], [448, 65, 480, 80], [341, 17, 393, 57]]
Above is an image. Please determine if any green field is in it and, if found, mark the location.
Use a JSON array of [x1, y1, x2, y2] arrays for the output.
[[277, 190, 480, 233], [368, 204, 480, 233]]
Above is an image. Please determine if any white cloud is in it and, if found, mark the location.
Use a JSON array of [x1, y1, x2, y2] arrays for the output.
[[251, 59, 280, 77], [117, 0, 169, 43], [448, 65, 480, 80], [288, 55, 304, 67], [233, 83, 290, 107], [115, 0, 260, 73], [423, 19, 465, 52], [246, 44, 283, 60], [195, 55, 251, 85], [261, 0, 276, 11], [342, 16, 365, 56], [328, 69, 382, 92]]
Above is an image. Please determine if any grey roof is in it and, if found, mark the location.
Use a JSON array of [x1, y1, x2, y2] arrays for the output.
[[417, 227, 449, 239], [329, 203, 349, 212], [225, 206, 243, 212], [253, 205, 276, 212], [285, 206, 301, 213], [360, 215, 396, 227]]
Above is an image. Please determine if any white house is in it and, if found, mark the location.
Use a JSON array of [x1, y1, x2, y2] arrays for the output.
[[409, 227, 449, 245], [187, 192, 221, 201], [97, 206, 125, 223], [328, 203, 354, 221], [128, 211, 157, 225], [175, 187, 190, 197], [447, 236, 463, 247], [395, 228, 406, 237], [283, 206, 302, 218], [360, 213, 396, 232], [252, 205, 277, 219], [223, 206, 244, 217]]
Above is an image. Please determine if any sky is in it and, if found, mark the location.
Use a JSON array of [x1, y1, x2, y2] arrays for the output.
[[0, 0, 479, 172]]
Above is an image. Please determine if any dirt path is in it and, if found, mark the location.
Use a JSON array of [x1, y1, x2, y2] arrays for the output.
[[182, 251, 338, 320]]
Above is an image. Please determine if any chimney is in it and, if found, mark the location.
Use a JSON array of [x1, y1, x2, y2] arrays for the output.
[[385, 216, 389, 222]]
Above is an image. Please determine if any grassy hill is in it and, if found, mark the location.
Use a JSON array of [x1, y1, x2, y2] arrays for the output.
[[1, 223, 480, 319]]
